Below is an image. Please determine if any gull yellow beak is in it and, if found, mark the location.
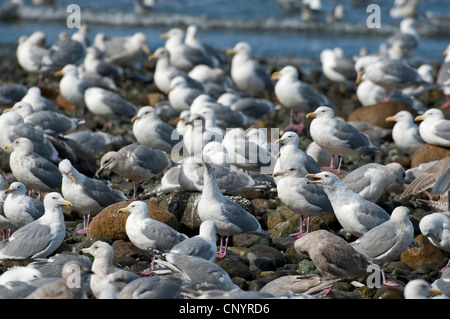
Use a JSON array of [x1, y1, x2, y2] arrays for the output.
[[306, 112, 316, 119], [117, 207, 129, 214], [71, 176, 78, 185], [430, 288, 442, 296], [165, 87, 173, 94], [385, 116, 396, 122], [274, 138, 284, 145], [55, 70, 63, 77], [276, 152, 281, 158], [226, 48, 236, 56], [184, 120, 193, 126], [61, 200, 72, 207], [272, 171, 283, 177], [356, 72, 363, 84], [4, 144, 13, 150], [305, 173, 320, 184], [148, 54, 156, 61], [131, 115, 140, 123], [444, 50, 448, 56], [3, 108, 12, 113], [432, 235, 442, 243], [271, 71, 281, 80], [160, 33, 169, 39], [415, 115, 425, 122], [205, 161, 211, 169]]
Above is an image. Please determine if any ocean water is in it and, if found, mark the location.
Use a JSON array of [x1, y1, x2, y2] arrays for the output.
[[1, 0, 450, 69]]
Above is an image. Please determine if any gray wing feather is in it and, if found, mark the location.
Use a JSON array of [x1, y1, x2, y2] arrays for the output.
[[81, 178, 125, 207], [28, 155, 62, 189], [351, 223, 399, 258]]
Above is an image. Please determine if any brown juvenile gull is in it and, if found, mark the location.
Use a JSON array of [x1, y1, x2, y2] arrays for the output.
[[272, 65, 330, 132], [401, 157, 450, 200], [131, 106, 179, 154], [0, 192, 71, 261], [118, 201, 188, 275], [3, 181, 44, 230], [5, 137, 62, 196], [81, 240, 139, 298], [227, 41, 274, 97], [197, 162, 270, 258], [306, 106, 381, 173], [306, 172, 390, 238], [415, 108, 450, 148], [58, 158, 127, 235], [342, 162, 405, 203], [96, 143, 172, 200], [26, 260, 91, 299], [386, 110, 425, 156], [350, 206, 415, 286]]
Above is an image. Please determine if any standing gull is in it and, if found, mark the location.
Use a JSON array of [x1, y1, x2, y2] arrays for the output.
[[81, 240, 139, 298], [96, 143, 172, 200], [342, 162, 405, 203], [437, 45, 450, 109], [415, 108, 450, 148], [83, 47, 124, 80], [320, 48, 357, 91], [350, 206, 415, 286], [132, 106, 179, 154], [16, 31, 48, 81], [386, 110, 425, 156], [3, 182, 44, 230], [197, 162, 270, 258], [182, 113, 215, 157], [381, 18, 420, 53], [5, 137, 62, 195], [306, 172, 390, 238], [419, 212, 450, 272], [0, 192, 71, 260], [227, 41, 274, 97], [306, 106, 380, 173], [20, 86, 56, 112], [105, 32, 150, 68], [166, 75, 205, 113], [272, 65, 330, 132], [58, 159, 127, 235], [273, 166, 334, 238]]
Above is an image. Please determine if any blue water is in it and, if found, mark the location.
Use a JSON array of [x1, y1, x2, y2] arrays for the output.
[[1, 0, 450, 68]]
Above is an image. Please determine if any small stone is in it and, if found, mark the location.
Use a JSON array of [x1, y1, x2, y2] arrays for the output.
[[250, 257, 277, 272], [232, 233, 271, 248], [297, 259, 317, 275], [373, 286, 404, 299], [414, 263, 440, 275], [244, 244, 287, 268], [215, 256, 255, 281]]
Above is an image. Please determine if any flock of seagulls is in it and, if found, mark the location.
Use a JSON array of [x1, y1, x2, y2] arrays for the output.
[[0, 3, 448, 299]]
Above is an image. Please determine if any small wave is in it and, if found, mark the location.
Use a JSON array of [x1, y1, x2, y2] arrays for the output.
[[16, 5, 450, 38]]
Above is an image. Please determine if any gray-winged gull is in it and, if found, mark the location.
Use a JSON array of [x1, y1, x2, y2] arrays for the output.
[[0, 192, 71, 260], [402, 64, 435, 97], [5, 137, 62, 195], [83, 47, 123, 80], [64, 130, 123, 156], [320, 48, 357, 88], [182, 113, 216, 157], [342, 162, 405, 203], [189, 65, 232, 99], [132, 106, 180, 154], [145, 166, 182, 196], [0, 80, 27, 106], [305, 141, 337, 168], [0, 110, 60, 163], [404, 279, 443, 299], [0, 175, 15, 239], [84, 87, 138, 130], [81, 240, 139, 298], [55, 64, 92, 116], [389, 0, 420, 19], [195, 108, 225, 141], [184, 24, 222, 68], [222, 128, 276, 174], [306, 106, 380, 173], [386, 110, 425, 156], [401, 157, 450, 199], [114, 275, 185, 299], [169, 220, 217, 262], [432, 268, 450, 297], [272, 65, 330, 132], [419, 212, 450, 272], [151, 249, 240, 291], [273, 166, 334, 238], [197, 162, 270, 258], [58, 158, 126, 235], [20, 86, 56, 112], [227, 41, 274, 97], [437, 45, 450, 109], [415, 108, 450, 148], [246, 127, 277, 157], [306, 172, 390, 238], [219, 92, 277, 119], [350, 206, 415, 286], [381, 18, 420, 53], [27, 253, 93, 279], [161, 27, 216, 72], [3, 181, 44, 229], [202, 141, 231, 167], [105, 32, 150, 68], [273, 131, 320, 184], [166, 75, 205, 112], [294, 229, 373, 279], [8, 101, 84, 135], [96, 143, 172, 200], [16, 31, 48, 75], [26, 260, 91, 299], [118, 201, 188, 274]]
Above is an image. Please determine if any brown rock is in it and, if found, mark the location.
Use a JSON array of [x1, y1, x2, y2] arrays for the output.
[[373, 286, 404, 299], [410, 144, 450, 167], [347, 102, 417, 129], [86, 200, 180, 240], [400, 234, 446, 270], [55, 94, 76, 112], [147, 92, 166, 106]]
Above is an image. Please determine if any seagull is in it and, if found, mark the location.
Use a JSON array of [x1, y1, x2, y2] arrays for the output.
[[306, 172, 391, 238], [227, 41, 274, 97], [415, 108, 450, 148], [5, 137, 62, 196], [105, 32, 150, 68], [437, 45, 450, 109], [58, 159, 127, 235], [3, 181, 45, 230], [166, 75, 205, 113], [197, 162, 270, 258], [350, 206, 415, 286], [306, 106, 380, 173], [96, 143, 172, 200], [0, 192, 71, 260], [272, 65, 330, 132], [320, 48, 357, 91], [20, 86, 56, 112], [386, 110, 425, 156]]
